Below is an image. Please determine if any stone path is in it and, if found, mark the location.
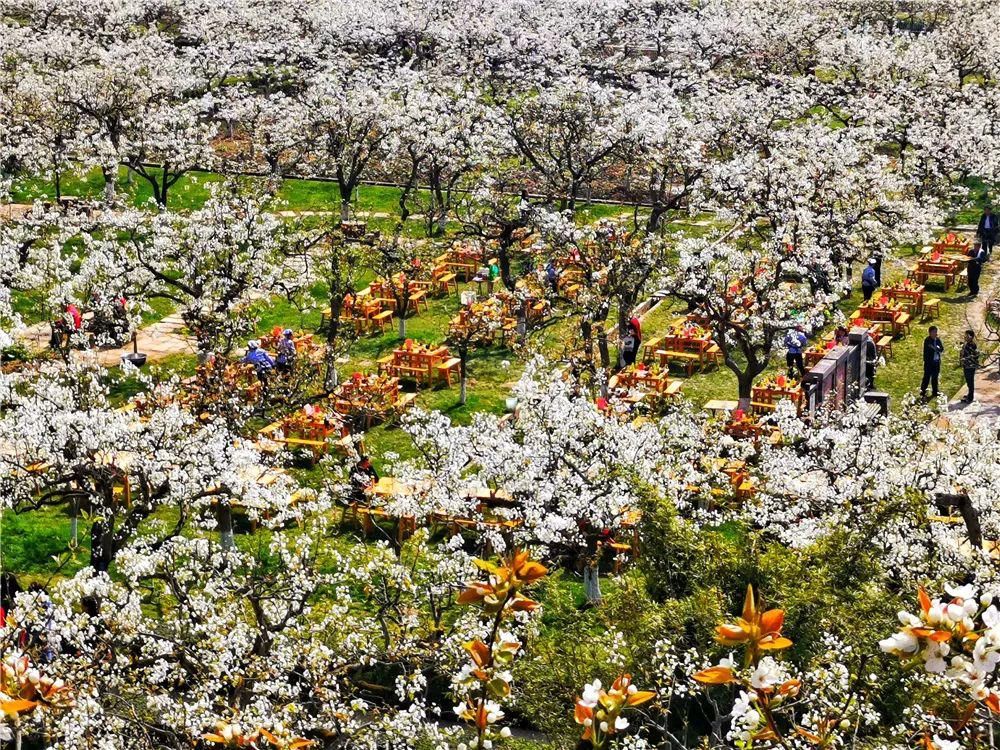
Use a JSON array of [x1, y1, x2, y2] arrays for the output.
[[17, 312, 195, 367], [947, 257, 1000, 420]]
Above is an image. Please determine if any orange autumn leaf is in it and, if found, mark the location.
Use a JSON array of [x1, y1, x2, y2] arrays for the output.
[[918, 587, 932, 616], [464, 639, 491, 668], [0, 699, 38, 717], [795, 727, 823, 745], [759, 609, 784, 634], [759, 636, 794, 650], [986, 693, 1000, 714], [626, 690, 657, 707], [693, 666, 736, 684]]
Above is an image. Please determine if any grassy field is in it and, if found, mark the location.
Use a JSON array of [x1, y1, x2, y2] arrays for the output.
[[5, 166, 995, 581]]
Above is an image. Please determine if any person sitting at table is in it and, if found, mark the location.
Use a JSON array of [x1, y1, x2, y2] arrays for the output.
[[920, 325, 944, 399], [243, 340, 275, 377], [350, 455, 380, 502], [861, 258, 878, 302], [545, 260, 559, 292], [784, 325, 808, 379], [977, 206, 997, 260], [968, 243, 987, 297], [276, 329, 296, 373]]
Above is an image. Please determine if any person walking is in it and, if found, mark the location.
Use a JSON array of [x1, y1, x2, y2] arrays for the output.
[[784, 325, 808, 379], [978, 206, 997, 259], [920, 326, 945, 399], [959, 329, 979, 403], [861, 258, 878, 302], [968, 243, 987, 297]]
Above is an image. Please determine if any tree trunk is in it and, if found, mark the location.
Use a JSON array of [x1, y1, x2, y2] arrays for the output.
[[398, 313, 406, 339], [91, 518, 114, 572], [737, 372, 754, 410], [459, 352, 469, 405], [340, 199, 350, 222], [70, 498, 79, 547], [102, 166, 116, 203], [324, 298, 344, 391], [583, 562, 602, 604], [217, 502, 235, 551]]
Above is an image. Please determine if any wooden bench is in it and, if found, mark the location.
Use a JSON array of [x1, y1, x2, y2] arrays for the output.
[[641, 336, 664, 363], [563, 283, 581, 299], [279, 437, 328, 464], [894, 312, 911, 338], [394, 392, 417, 412], [436, 357, 462, 386], [433, 272, 457, 296], [876, 335, 893, 359], [706, 343, 722, 366], [923, 298, 941, 319], [663, 380, 682, 398], [657, 349, 701, 376], [395, 363, 432, 382], [372, 309, 394, 334], [407, 290, 429, 315]]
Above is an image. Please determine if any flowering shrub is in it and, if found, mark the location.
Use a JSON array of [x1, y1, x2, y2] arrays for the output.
[[573, 674, 655, 748], [453, 550, 547, 749]]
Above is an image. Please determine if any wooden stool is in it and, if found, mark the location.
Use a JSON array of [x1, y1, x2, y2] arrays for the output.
[[923, 298, 941, 319]]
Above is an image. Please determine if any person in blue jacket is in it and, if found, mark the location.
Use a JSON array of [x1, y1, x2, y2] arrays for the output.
[[861, 258, 878, 302], [784, 325, 808, 379], [243, 340, 275, 375]]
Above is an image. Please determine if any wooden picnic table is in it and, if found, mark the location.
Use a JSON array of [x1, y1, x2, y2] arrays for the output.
[[882, 284, 925, 316], [332, 375, 416, 427], [703, 399, 740, 416], [377, 343, 460, 386], [855, 304, 910, 338], [259, 406, 349, 462], [751, 383, 803, 413], [911, 257, 959, 290]]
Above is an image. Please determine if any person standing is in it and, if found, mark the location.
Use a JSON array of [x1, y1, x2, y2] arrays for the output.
[[968, 243, 987, 297], [920, 326, 945, 399], [959, 329, 979, 403], [978, 207, 997, 259], [864, 335, 878, 390], [861, 258, 878, 302], [784, 325, 808, 379], [620, 317, 641, 367], [276, 329, 296, 373]]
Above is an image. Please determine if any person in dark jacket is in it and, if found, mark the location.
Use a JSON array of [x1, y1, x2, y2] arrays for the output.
[[620, 318, 641, 367], [968, 244, 987, 297], [920, 326, 945, 399], [978, 207, 997, 259], [959, 329, 979, 403], [864, 336, 878, 390]]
